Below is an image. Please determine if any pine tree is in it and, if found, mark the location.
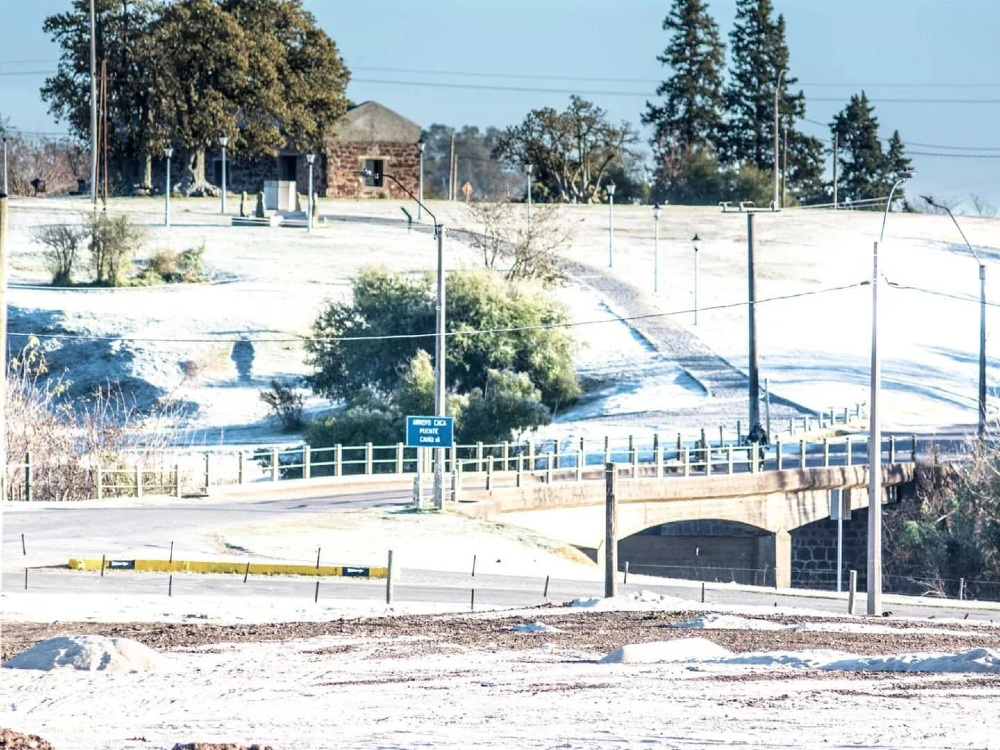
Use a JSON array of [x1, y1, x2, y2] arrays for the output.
[[830, 91, 886, 204], [721, 0, 824, 202], [642, 0, 726, 152], [882, 129, 912, 203]]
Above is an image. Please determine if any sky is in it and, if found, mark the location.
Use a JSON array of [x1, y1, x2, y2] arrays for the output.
[[1, 0, 999, 210]]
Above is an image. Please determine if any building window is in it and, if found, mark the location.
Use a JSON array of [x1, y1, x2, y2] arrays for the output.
[[363, 159, 384, 187]]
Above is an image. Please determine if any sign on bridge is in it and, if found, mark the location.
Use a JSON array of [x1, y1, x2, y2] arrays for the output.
[[405, 415, 454, 449]]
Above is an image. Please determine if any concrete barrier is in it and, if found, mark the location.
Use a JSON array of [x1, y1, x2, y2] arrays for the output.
[[67, 557, 387, 578]]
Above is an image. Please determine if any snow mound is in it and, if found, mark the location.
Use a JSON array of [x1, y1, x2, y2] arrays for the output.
[[571, 590, 684, 610], [671, 614, 786, 631], [512, 621, 564, 634], [822, 647, 1000, 674], [3, 635, 174, 674], [600, 638, 732, 665]]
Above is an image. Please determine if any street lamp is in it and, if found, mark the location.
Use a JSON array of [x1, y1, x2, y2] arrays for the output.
[[525, 163, 534, 234], [163, 145, 174, 227], [357, 167, 446, 510], [772, 68, 786, 210], [868, 167, 915, 616], [417, 139, 425, 221], [219, 134, 229, 214], [305, 153, 316, 233], [922, 195, 987, 442], [653, 203, 662, 293], [692, 233, 700, 325], [607, 180, 616, 267], [2, 136, 7, 195]]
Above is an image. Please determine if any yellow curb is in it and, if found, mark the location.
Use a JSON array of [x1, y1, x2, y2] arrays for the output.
[[68, 557, 386, 578]]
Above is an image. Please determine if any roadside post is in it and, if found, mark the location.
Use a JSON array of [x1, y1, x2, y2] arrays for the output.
[[405, 415, 455, 510]]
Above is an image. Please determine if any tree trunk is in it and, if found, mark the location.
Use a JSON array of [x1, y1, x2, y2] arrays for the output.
[[183, 147, 218, 196]]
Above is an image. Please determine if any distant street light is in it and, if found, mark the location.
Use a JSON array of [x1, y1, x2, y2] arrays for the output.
[[692, 233, 700, 325], [219, 134, 229, 214], [653, 203, 662, 293], [525, 163, 534, 234], [772, 68, 786, 210], [2, 136, 7, 195], [607, 180, 616, 267], [922, 195, 987, 442], [417, 139, 425, 221], [163, 145, 173, 227], [357, 167, 446, 510], [306, 153, 316, 233], [868, 168, 915, 617]]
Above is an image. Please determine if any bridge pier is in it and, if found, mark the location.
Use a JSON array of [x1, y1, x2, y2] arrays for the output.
[[772, 529, 791, 589]]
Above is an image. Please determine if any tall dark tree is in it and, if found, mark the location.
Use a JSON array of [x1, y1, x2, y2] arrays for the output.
[[643, 0, 726, 152], [830, 91, 887, 204], [721, 0, 824, 203], [882, 129, 913, 201]]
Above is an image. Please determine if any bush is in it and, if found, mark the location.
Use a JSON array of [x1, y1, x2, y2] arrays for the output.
[[260, 379, 305, 432], [32, 222, 85, 285], [87, 212, 145, 286], [138, 245, 207, 285]]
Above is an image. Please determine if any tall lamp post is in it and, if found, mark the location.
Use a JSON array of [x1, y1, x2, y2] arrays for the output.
[[306, 153, 316, 233], [922, 195, 987, 442], [219, 134, 229, 214], [525, 163, 533, 233], [2, 136, 7, 195], [358, 168, 446, 510], [772, 68, 786, 210], [653, 203, 661, 293], [417, 139, 425, 221], [868, 168, 915, 616], [164, 145, 173, 227], [607, 180, 616, 267], [692, 233, 700, 325]]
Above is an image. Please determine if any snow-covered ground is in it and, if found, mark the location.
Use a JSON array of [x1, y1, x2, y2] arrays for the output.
[[7, 195, 999, 449]]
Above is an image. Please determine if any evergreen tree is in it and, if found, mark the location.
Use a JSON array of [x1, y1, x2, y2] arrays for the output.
[[643, 0, 726, 152], [830, 91, 887, 204], [882, 129, 913, 203], [721, 0, 824, 203]]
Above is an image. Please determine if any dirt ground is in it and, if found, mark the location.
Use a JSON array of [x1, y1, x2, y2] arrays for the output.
[[5, 607, 1000, 673]]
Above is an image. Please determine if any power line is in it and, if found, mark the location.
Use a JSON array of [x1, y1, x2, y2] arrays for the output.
[[8, 281, 868, 346]]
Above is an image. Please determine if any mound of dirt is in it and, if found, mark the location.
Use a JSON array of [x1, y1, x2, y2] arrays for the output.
[[0, 728, 55, 749]]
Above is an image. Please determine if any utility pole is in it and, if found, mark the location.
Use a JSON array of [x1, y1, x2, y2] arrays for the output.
[[448, 133, 455, 201], [434, 225, 447, 510], [748, 212, 760, 431], [832, 133, 839, 210], [772, 68, 786, 209], [2, 137, 7, 195], [604, 462, 618, 598], [0, 191, 9, 645], [868, 240, 882, 615], [90, 0, 98, 207], [781, 124, 787, 209]]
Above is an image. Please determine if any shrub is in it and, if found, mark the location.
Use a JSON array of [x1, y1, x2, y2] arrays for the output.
[[87, 212, 145, 286], [137, 244, 207, 285], [260, 379, 305, 432], [32, 222, 85, 285]]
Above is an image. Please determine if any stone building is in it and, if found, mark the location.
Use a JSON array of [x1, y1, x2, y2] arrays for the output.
[[199, 100, 421, 200]]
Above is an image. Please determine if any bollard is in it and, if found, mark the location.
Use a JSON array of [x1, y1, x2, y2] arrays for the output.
[[846, 437, 853, 466], [21, 533, 26, 556], [314, 580, 320, 603], [169, 541, 174, 564], [243, 562, 250, 583], [543, 575, 550, 600], [316, 547, 321, 570], [799, 440, 806, 469], [205, 452, 212, 489], [516, 455, 523, 488], [472, 554, 477, 578], [24, 568, 28, 590], [848, 570, 857, 615], [624, 561, 629, 585], [24, 451, 32, 503], [101, 554, 106, 577], [823, 438, 830, 468], [701, 582, 705, 603], [386, 550, 395, 605], [175, 463, 182, 498], [486, 456, 494, 491], [168, 574, 173, 597], [959, 577, 966, 601], [470, 588, 475, 611], [576, 449, 584, 482], [238, 451, 245, 484], [304, 446, 313, 479]]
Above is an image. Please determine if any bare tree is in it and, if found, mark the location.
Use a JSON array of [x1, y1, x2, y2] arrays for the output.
[[971, 194, 998, 218], [466, 200, 570, 285], [33, 222, 86, 285]]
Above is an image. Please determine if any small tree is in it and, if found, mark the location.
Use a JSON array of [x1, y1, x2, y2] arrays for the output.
[[466, 200, 569, 285], [33, 222, 85, 285], [87, 212, 144, 285], [260, 379, 305, 432]]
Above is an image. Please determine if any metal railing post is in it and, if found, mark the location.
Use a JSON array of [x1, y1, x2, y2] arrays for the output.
[[136, 465, 143, 498], [846, 437, 852, 466], [774, 437, 782, 470], [174, 463, 182, 498], [911, 434, 917, 463], [24, 451, 32, 502], [516, 455, 523, 487], [888, 435, 895, 464], [682, 447, 690, 477], [205, 452, 212, 488], [799, 440, 806, 469], [554, 440, 561, 469], [486, 456, 494, 491], [304, 446, 312, 479], [238, 450, 245, 484], [395, 443, 404, 474], [365, 443, 374, 475], [476, 442, 484, 472], [655, 442, 663, 479], [96, 464, 103, 500], [270, 448, 278, 481], [727, 446, 733, 474], [545, 453, 552, 484], [503, 441, 510, 471], [823, 438, 830, 468], [335, 444, 343, 476], [750, 442, 758, 474], [576, 449, 584, 481]]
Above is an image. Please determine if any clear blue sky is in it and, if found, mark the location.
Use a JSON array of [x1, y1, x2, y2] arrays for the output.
[[2, 0, 999, 209]]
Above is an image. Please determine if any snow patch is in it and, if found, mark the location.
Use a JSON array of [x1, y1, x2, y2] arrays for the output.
[[670, 614, 786, 631], [511, 621, 565, 634], [600, 638, 733, 664], [3, 635, 174, 674]]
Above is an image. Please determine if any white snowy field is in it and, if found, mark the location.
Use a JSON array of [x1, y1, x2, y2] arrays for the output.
[[5, 593, 1000, 749], [5, 195, 999, 448]]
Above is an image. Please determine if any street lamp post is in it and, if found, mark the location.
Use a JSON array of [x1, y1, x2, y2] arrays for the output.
[[607, 180, 616, 267], [773, 68, 786, 210], [357, 168, 446, 510], [219, 135, 229, 214], [525, 163, 533, 234], [417, 139, 425, 221], [868, 168, 915, 616], [164, 146, 173, 227], [692, 233, 700, 325], [306, 153, 315, 233], [2, 136, 7, 195], [653, 203, 661, 293], [922, 195, 987, 442]]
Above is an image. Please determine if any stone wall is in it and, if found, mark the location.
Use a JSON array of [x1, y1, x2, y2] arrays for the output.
[[791, 509, 869, 590], [324, 141, 420, 199]]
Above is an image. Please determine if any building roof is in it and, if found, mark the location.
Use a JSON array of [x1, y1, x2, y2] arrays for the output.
[[331, 101, 422, 144]]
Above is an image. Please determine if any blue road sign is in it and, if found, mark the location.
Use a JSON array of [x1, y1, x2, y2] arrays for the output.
[[406, 415, 454, 448]]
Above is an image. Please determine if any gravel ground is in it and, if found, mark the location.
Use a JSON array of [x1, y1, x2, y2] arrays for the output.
[[6, 608, 1000, 671]]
